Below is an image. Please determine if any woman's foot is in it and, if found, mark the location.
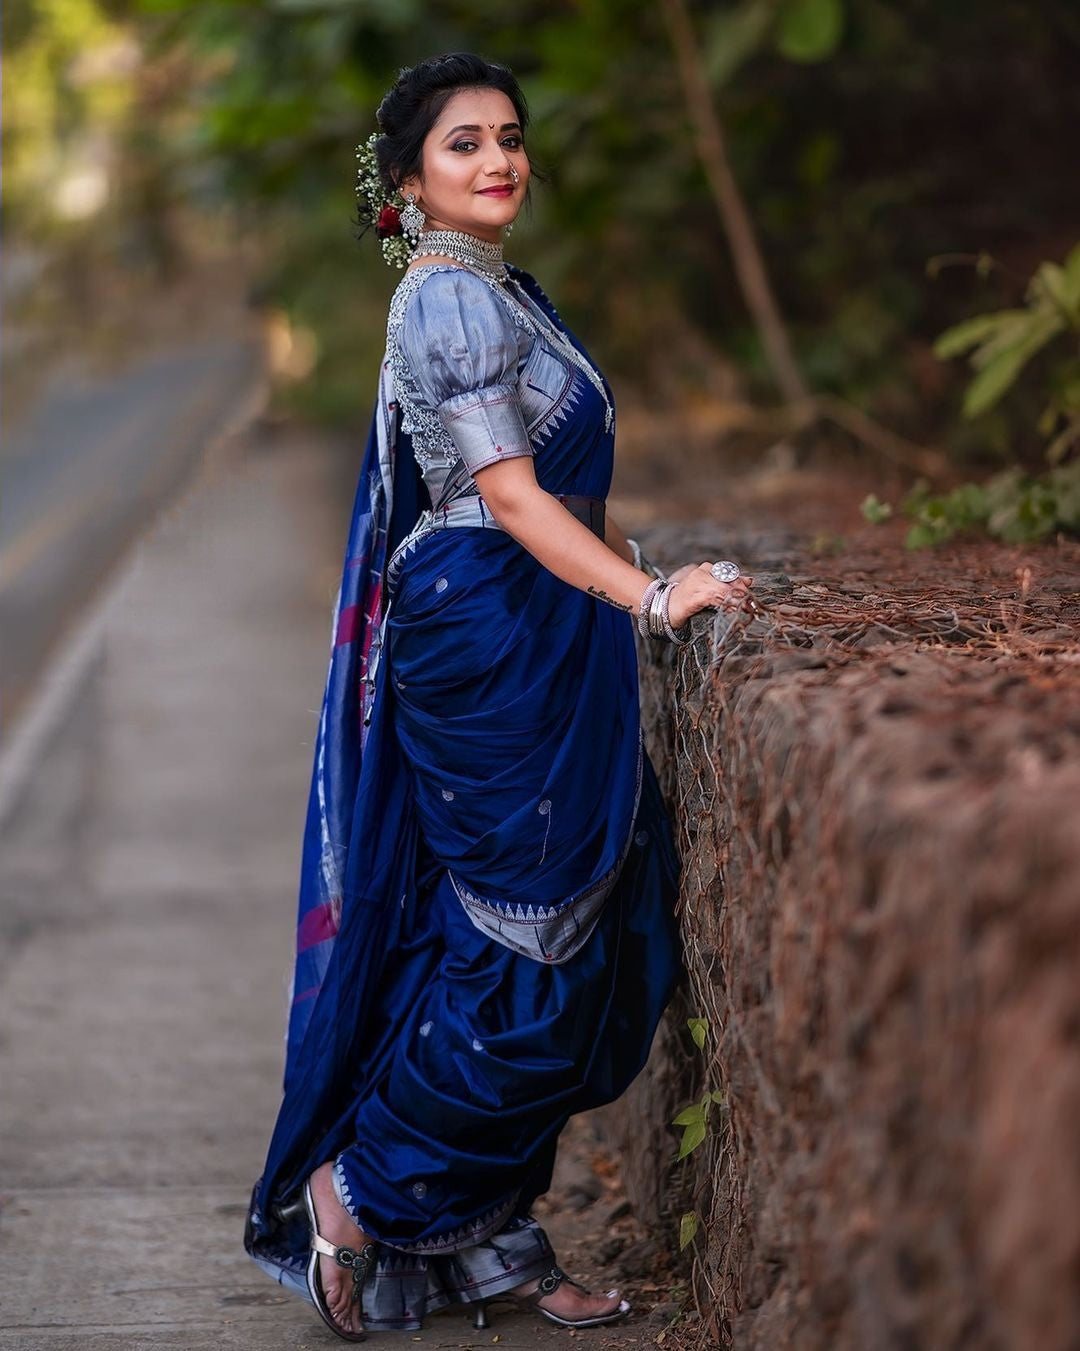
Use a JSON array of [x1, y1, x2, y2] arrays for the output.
[[508, 1270, 625, 1322], [307, 1161, 374, 1335]]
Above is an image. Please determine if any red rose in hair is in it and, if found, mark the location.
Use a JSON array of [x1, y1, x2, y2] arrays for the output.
[[375, 205, 403, 238]]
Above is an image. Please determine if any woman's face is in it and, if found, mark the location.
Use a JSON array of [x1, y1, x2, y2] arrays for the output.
[[398, 87, 530, 244]]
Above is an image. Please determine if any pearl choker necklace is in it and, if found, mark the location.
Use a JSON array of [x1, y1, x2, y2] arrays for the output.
[[408, 229, 508, 281]]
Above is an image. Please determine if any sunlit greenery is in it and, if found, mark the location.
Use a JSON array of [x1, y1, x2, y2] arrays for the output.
[[3, 0, 136, 229], [861, 459, 1080, 547], [933, 242, 1080, 463], [5, 0, 1079, 486]]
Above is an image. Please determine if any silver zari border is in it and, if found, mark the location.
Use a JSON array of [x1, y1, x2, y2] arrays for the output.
[[451, 733, 645, 964]]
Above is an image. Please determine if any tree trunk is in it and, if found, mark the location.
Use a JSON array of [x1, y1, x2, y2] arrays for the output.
[[659, 0, 810, 405]]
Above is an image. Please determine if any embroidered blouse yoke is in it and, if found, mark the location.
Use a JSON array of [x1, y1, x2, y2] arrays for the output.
[[388, 264, 612, 508], [395, 268, 534, 494]]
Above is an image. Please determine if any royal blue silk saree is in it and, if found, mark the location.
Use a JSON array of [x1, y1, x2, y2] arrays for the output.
[[243, 263, 683, 1329]]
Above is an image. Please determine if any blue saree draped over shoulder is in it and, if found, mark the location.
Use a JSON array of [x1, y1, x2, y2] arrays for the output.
[[243, 261, 683, 1330]]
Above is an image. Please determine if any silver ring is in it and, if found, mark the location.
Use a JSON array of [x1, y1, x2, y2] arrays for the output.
[[710, 560, 741, 583]]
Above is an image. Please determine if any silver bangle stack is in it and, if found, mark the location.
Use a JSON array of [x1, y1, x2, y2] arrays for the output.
[[637, 578, 692, 646]]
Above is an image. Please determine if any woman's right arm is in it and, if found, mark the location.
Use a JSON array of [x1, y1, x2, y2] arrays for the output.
[[473, 457, 751, 627], [398, 269, 752, 627]]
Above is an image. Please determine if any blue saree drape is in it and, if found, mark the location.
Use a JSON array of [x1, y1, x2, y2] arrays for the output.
[[243, 263, 683, 1330]]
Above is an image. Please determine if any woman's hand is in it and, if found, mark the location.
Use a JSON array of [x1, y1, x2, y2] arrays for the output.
[[664, 563, 699, 585], [666, 563, 754, 630]]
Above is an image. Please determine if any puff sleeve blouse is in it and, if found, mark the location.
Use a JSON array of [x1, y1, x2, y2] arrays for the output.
[[397, 267, 535, 477]]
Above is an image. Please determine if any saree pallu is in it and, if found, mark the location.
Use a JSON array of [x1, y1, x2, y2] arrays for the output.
[[243, 263, 683, 1330]]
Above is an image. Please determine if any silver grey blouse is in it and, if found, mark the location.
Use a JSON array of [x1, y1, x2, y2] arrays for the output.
[[385, 264, 612, 509]]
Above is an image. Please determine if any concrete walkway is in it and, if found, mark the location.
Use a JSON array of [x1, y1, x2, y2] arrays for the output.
[[0, 425, 668, 1349]]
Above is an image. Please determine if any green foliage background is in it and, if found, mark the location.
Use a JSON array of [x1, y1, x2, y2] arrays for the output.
[[5, 0, 1080, 454]]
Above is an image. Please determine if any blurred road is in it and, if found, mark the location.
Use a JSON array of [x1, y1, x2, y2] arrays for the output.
[[0, 421, 669, 1349], [0, 335, 265, 736], [0, 420, 342, 1348]]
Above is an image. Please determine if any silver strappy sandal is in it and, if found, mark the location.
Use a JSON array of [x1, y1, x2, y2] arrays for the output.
[[472, 1263, 632, 1329], [302, 1175, 378, 1343]]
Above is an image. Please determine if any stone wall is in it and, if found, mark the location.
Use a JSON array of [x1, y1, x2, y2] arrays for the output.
[[603, 524, 1080, 1351]]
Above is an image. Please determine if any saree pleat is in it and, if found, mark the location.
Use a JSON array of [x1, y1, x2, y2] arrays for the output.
[[243, 264, 683, 1329]]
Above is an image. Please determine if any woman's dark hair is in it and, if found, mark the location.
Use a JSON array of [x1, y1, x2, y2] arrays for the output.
[[356, 52, 545, 239]]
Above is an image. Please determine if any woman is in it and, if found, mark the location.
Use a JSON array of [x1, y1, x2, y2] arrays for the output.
[[243, 52, 754, 1342]]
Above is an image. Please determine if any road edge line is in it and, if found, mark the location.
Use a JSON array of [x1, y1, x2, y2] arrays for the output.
[[0, 361, 269, 832]]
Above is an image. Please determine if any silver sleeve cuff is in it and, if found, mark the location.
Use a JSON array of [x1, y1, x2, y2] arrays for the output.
[[437, 381, 535, 475]]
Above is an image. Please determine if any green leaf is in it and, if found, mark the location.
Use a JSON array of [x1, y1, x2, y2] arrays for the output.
[[711, 1088, 727, 1104], [905, 518, 954, 549], [944, 482, 988, 527], [1034, 262, 1080, 324], [970, 304, 1064, 373], [678, 1211, 699, 1250], [798, 130, 841, 189], [1046, 419, 1080, 465], [860, 493, 893, 523], [1062, 242, 1080, 310], [1054, 365, 1080, 414], [931, 311, 1025, 360], [900, 478, 932, 515], [776, 0, 844, 62], [672, 1102, 707, 1127], [704, 0, 774, 88], [687, 1017, 708, 1050], [962, 313, 1063, 418], [989, 482, 1059, 542], [1037, 400, 1060, 437], [1048, 461, 1080, 527], [677, 1119, 708, 1159], [982, 467, 1027, 514]]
